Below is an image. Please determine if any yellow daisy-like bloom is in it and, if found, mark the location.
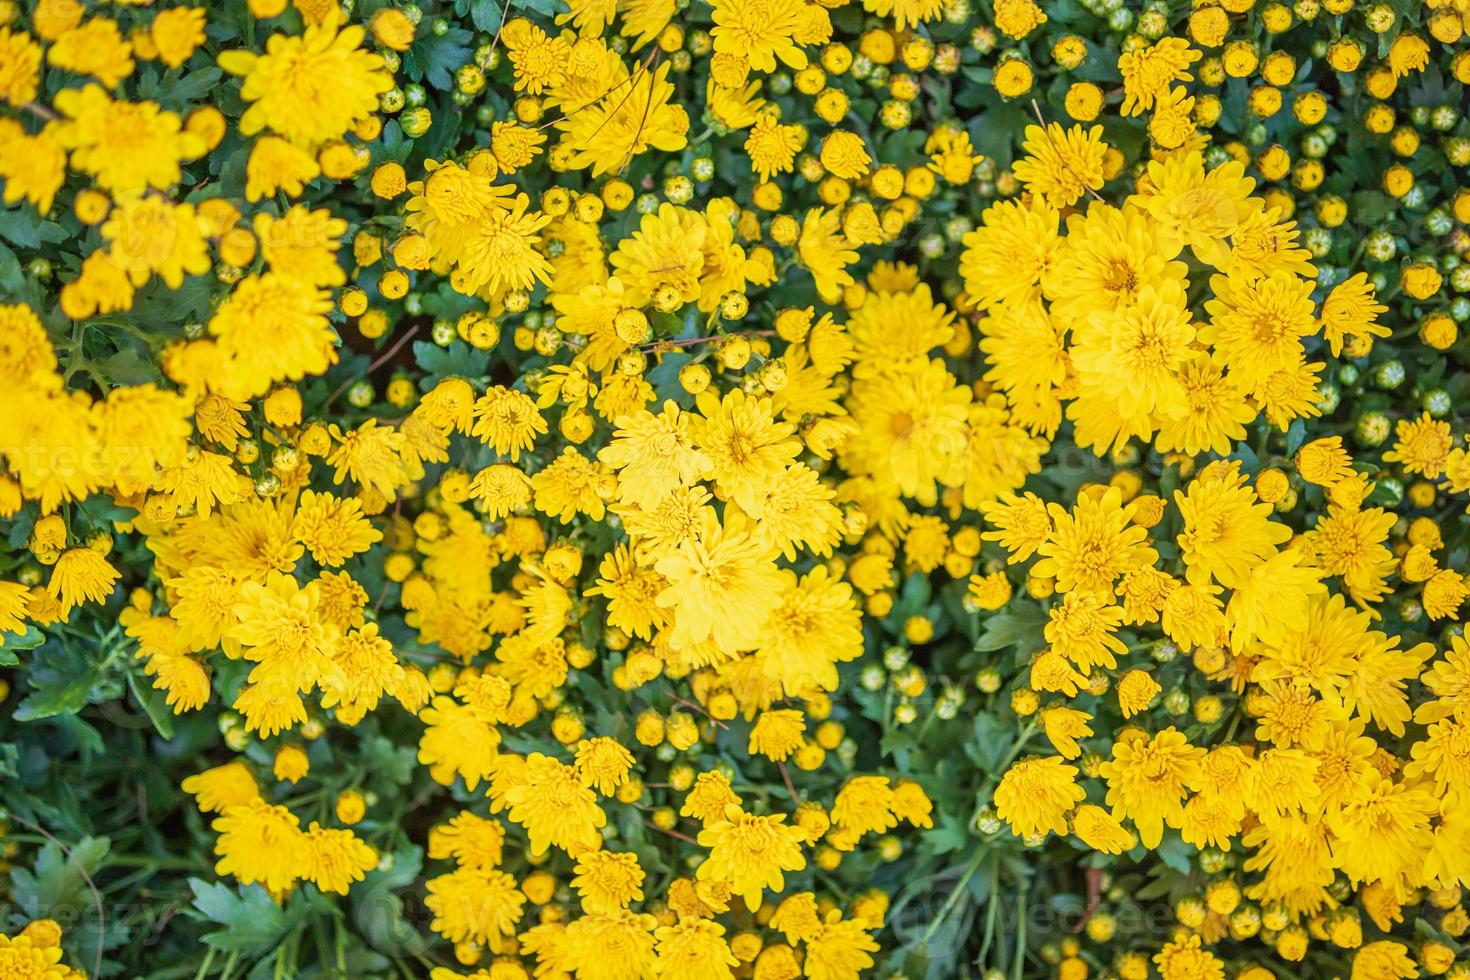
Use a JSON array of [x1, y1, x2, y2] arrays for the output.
[[846, 358, 971, 503], [253, 206, 348, 287], [0, 303, 59, 391], [654, 918, 738, 979], [1201, 270, 1319, 393], [1012, 123, 1108, 209], [1043, 201, 1187, 325], [960, 196, 1060, 311], [1154, 355, 1254, 457], [819, 130, 871, 179], [797, 206, 859, 304], [1046, 589, 1128, 672], [1118, 36, 1201, 115], [181, 762, 260, 813], [609, 203, 707, 307], [218, 12, 392, 148], [980, 492, 1052, 562], [47, 17, 136, 89], [534, 447, 612, 524], [1041, 706, 1094, 760], [453, 192, 554, 297], [319, 623, 402, 717], [1384, 412, 1453, 478], [861, 0, 943, 30], [1174, 461, 1291, 589], [655, 511, 784, 654], [1032, 486, 1157, 597], [1071, 804, 1134, 854], [803, 913, 881, 980], [211, 799, 305, 894], [418, 696, 501, 789], [231, 571, 337, 694], [748, 709, 807, 762], [692, 388, 799, 514], [46, 547, 120, 616], [1133, 151, 1259, 267], [301, 823, 377, 895], [425, 866, 527, 949], [1099, 727, 1204, 848], [471, 386, 548, 462], [1318, 272, 1390, 357], [993, 756, 1086, 838], [0, 28, 43, 106], [573, 850, 646, 914], [0, 931, 68, 978], [1296, 436, 1354, 487], [0, 124, 66, 216], [555, 60, 688, 177], [600, 400, 712, 510], [503, 752, 608, 855], [1350, 942, 1422, 980], [682, 771, 742, 826], [102, 196, 211, 289], [1152, 935, 1225, 980], [52, 85, 205, 193], [586, 545, 669, 640], [291, 490, 382, 567], [427, 812, 506, 870], [244, 135, 322, 202], [710, 0, 807, 72], [1071, 280, 1195, 419], [504, 18, 569, 94], [563, 909, 659, 979], [847, 283, 954, 377], [208, 272, 337, 401], [151, 7, 208, 68], [696, 804, 807, 910], [575, 736, 635, 794], [140, 649, 211, 713], [745, 116, 804, 181]]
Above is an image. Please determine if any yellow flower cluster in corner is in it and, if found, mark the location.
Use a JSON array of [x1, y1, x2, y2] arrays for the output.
[[0, 920, 84, 980]]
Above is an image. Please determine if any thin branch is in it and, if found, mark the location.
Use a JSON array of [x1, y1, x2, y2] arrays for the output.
[[644, 820, 698, 845], [1028, 99, 1106, 204], [23, 101, 58, 122], [639, 330, 774, 352], [323, 323, 422, 411], [777, 760, 801, 809], [664, 688, 729, 730], [483, 0, 518, 61], [7, 814, 105, 980]]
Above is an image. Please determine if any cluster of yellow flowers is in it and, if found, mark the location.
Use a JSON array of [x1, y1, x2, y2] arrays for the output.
[[0, 920, 84, 980], [5, 0, 1470, 974]]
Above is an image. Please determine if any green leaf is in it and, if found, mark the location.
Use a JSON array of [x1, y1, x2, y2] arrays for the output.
[[405, 27, 474, 90], [515, 0, 566, 17], [0, 625, 44, 664], [468, 0, 509, 30], [973, 604, 1048, 653], [0, 210, 69, 250], [1155, 833, 1194, 876], [126, 669, 176, 740], [156, 67, 224, 110], [646, 352, 694, 408], [10, 835, 111, 921], [351, 848, 430, 957], [414, 340, 490, 388], [359, 733, 417, 787], [14, 659, 99, 722], [189, 880, 290, 954]]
